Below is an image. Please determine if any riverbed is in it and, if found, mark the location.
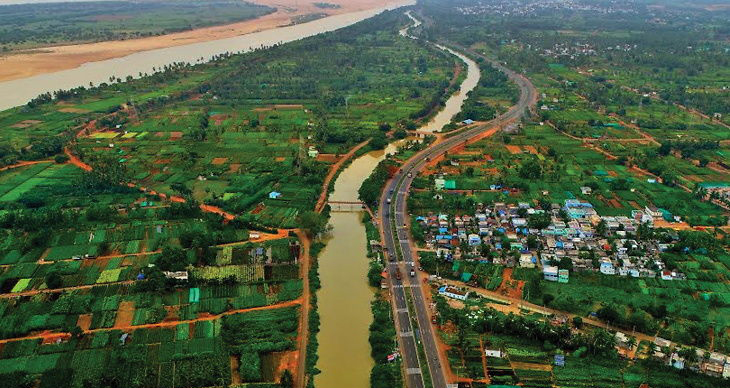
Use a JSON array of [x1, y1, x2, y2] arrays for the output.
[[0, 0, 415, 111]]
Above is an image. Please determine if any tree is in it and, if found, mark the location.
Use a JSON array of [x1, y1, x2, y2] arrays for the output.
[[542, 293, 555, 306], [367, 260, 384, 287], [70, 325, 84, 339], [558, 257, 573, 272], [297, 211, 329, 236], [519, 158, 542, 179], [572, 316, 583, 329], [279, 370, 293, 388], [678, 347, 699, 365], [45, 271, 63, 289], [155, 246, 188, 272], [588, 328, 617, 356], [80, 154, 128, 189], [596, 303, 621, 324], [528, 212, 551, 229], [369, 134, 388, 150]]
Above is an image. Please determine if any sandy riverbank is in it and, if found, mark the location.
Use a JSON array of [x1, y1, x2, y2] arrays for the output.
[[0, 0, 398, 82]]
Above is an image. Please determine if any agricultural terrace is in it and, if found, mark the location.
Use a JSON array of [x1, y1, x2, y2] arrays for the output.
[[430, 291, 726, 388], [0, 156, 306, 386], [0, 0, 275, 52], [1, 10, 456, 229]]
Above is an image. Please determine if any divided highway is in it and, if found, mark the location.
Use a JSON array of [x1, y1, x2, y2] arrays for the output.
[[378, 17, 538, 388]]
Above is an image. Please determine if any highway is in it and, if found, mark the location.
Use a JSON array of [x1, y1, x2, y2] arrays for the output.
[[378, 16, 538, 388]]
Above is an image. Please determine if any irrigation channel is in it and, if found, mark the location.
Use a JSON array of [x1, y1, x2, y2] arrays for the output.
[[0, 0, 415, 110], [314, 11, 479, 388]]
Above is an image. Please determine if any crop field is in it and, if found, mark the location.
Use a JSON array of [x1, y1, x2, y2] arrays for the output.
[[0, 159, 304, 386], [0, 10, 457, 229], [411, 123, 724, 221], [0, 10, 462, 386], [0, 306, 299, 388]]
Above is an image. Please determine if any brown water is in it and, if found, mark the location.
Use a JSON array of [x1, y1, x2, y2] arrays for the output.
[[0, 0, 415, 110], [315, 12, 481, 387], [401, 11, 480, 133], [314, 142, 399, 388]]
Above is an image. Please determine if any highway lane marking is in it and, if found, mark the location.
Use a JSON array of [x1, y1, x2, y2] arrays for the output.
[[400, 331, 414, 337], [406, 368, 422, 375]]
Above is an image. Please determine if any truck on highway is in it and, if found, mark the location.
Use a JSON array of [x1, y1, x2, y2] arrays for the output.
[[409, 264, 415, 277], [387, 198, 391, 204]]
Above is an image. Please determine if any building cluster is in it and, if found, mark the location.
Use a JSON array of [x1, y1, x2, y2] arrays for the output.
[[649, 337, 730, 379], [416, 199, 686, 282], [456, 0, 637, 18]]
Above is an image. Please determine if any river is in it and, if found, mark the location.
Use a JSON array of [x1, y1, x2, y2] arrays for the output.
[[400, 11, 481, 133], [0, 0, 415, 111], [314, 142, 401, 388], [314, 11, 480, 388]]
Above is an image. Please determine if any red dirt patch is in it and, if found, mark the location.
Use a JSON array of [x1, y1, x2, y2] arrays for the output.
[[523, 145, 538, 155], [211, 157, 228, 165], [58, 107, 90, 113], [505, 145, 522, 154], [114, 301, 135, 328], [609, 199, 622, 208], [210, 114, 229, 126], [229, 163, 241, 173], [154, 158, 171, 164], [316, 154, 339, 163], [273, 104, 304, 109], [496, 268, 524, 299], [77, 314, 93, 331], [169, 132, 183, 139], [11, 119, 42, 128], [251, 203, 265, 215]]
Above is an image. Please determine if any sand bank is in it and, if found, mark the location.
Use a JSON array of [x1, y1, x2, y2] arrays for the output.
[[0, 0, 398, 82]]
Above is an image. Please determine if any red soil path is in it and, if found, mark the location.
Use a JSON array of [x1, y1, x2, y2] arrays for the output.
[[315, 139, 371, 213], [0, 160, 53, 172]]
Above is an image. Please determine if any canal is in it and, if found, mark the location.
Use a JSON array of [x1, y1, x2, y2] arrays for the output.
[[314, 11, 480, 388]]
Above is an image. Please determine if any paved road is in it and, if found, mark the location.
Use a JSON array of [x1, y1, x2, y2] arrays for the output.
[[378, 27, 538, 388]]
